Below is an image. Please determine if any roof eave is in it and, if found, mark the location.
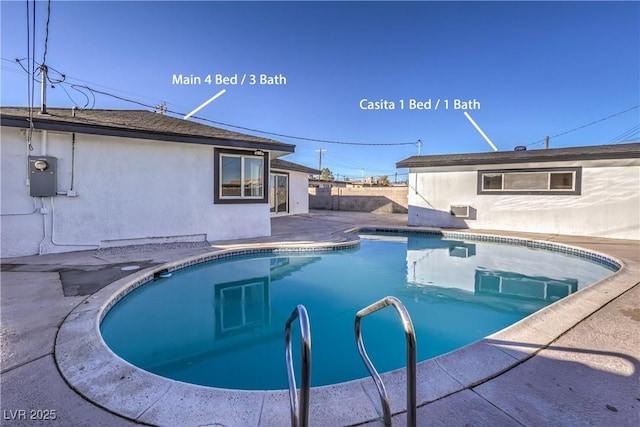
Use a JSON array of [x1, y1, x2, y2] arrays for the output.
[[271, 165, 320, 175], [270, 159, 320, 175], [396, 144, 640, 168], [1, 115, 296, 153]]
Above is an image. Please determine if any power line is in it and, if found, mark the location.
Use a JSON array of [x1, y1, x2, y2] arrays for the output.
[[526, 105, 640, 147], [187, 114, 418, 146], [11, 59, 635, 150], [607, 124, 640, 144], [42, 0, 51, 65], [6, 57, 170, 109], [25, 0, 36, 150], [24, 5, 30, 110], [10, 63, 419, 147]]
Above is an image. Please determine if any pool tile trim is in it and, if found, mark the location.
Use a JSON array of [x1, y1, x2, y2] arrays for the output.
[[359, 227, 622, 270], [55, 227, 632, 427]]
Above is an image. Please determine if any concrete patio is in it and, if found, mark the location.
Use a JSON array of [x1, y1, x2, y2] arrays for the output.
[[1, 211, 638, 426]]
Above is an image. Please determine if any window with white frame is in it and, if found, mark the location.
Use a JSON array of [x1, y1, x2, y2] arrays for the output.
[[477, 167, 581, 195], [214, 148, 269, 203]]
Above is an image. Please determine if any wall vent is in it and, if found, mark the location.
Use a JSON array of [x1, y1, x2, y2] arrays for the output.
[[450, 205, 471, 218]]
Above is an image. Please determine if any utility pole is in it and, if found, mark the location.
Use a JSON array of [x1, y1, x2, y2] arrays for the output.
[[315, 149, 326, 171], [545, 135, 550, 149], [417, 139, 422, 155], [39, 64, 48, 114]]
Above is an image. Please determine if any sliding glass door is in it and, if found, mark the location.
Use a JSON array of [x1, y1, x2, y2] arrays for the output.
[[270, 173, 288, 214]]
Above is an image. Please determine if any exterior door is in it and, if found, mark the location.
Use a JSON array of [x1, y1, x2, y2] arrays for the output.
[[270, 173, 288, 214]]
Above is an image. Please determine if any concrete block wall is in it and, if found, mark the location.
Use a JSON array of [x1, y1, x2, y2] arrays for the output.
[[309, 186, 408, 213]]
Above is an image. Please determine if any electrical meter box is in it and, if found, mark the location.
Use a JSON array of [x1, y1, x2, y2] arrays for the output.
[[29, 156, 57, 197]]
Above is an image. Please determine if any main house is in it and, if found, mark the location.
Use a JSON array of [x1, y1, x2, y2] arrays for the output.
[[1, 107, 318, 258], [396, 143, 640, 240]]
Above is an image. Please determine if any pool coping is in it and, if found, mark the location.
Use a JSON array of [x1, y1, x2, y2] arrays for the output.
[[54, 227, 632, 427]]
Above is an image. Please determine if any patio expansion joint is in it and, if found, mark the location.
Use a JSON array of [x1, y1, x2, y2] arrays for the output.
[[415, 282, 640, 423], [436, 349, 518, 390], [134, 382, 175, 423], [468, 388, 528, 427], [0, 352, 52, 376], [49, 292, 155, 426], [357, 377, 386, 422], [490, 281, 638, 383]]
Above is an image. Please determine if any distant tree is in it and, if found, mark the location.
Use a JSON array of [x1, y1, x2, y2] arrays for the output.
[[320, 168, 334, 181], [378, 175, 390, 186]]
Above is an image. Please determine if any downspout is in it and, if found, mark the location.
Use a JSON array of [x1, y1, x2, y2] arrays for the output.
[[41, 130, 48, 156], [70, 132, 76, 191], [39, 127, 50, 254]]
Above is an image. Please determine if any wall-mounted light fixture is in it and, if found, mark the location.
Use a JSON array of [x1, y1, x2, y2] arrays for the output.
[[254, 150, 265, 156]]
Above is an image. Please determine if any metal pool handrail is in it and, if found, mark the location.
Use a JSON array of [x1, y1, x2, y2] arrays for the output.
[[355, 296, 417, 427], [285, 305, 312, 427]]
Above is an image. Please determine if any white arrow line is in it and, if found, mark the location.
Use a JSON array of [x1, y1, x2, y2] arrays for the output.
[[464, 111, 498, 152], [183, 89, 227, 120]]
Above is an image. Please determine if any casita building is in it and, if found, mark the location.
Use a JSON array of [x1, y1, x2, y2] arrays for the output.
[[397, 143, 640, 240]]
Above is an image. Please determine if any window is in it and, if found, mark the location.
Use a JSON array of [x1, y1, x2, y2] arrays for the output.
[[214, 148, 269, 203], [477, 167, 581, 195]]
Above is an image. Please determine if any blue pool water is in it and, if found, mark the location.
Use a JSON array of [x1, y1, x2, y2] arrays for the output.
[[100, 233, 616, 390]]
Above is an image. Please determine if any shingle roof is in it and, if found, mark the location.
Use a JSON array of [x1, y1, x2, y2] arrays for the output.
[[271, 158, 320, 175], [396, 143, 640, 168], [0, 107, 295, 153]]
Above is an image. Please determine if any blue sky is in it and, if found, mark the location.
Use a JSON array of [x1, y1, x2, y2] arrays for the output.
[[2, 1, 639, 181]]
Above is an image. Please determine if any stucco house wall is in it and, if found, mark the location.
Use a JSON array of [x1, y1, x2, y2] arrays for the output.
[[1, 128, 272, 257], [286, 170, 311, 215], [1, 107, 305, 258], [400, 145, 640, 240], [270, 158, 318, 216]]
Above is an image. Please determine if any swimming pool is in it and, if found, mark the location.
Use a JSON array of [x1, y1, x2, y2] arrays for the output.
[[100, 231, 617, 390]]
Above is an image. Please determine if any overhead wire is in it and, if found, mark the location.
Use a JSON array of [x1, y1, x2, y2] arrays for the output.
[[59, 83, 88, 109], [42, 0, 51, 65], [10, 57, 634, 151], [526, 105, 639, 147], [0, 65, 25, 76], [185, 115, 418, 146], [25, 0, 35, 150], [30, 0, 36, 113], [12, 65, 419, 147], [10, 57, 31, 75], [24, 5, 30, 109], [607, 124, 640, 144], [9, 59, 95, 108]]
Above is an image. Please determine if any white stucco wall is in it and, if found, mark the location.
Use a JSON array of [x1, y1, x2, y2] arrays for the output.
[[407, 160, 640, 240], [269, 168, 310, 216], [287, 170, 310, 215], [1, 127, 271, 257]]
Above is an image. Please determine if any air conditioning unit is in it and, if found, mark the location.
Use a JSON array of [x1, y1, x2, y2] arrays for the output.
[[450, 205, 471, 218]]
